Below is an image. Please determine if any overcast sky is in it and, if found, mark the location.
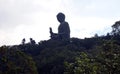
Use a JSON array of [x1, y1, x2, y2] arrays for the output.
[[0, 0, 120, 46]]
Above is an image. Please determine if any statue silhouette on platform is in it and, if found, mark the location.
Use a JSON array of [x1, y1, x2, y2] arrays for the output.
[[50, 12, 70, 41]]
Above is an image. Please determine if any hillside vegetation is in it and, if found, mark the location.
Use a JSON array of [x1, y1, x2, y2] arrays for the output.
[[0, 21, 120, 74]]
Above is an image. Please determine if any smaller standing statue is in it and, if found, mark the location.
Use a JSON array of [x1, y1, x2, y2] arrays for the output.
[[50, 12, 70, 41]]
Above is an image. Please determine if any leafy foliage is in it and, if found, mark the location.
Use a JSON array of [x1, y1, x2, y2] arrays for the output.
[[0, 46, 38, 74], [15, 34, 120, 74], [64, 40, 120, 74], [111, 21, 120, 35], [34, 40, 81, 74], [1, 20, 120, 74]]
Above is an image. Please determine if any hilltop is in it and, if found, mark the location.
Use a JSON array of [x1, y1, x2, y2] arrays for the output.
[[0, 20, 120, 74]]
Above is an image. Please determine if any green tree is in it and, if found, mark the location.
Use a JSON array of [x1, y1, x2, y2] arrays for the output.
[[64, 40, 120, 74], [0, 46, 38, 74], [111, 21, 120, 35], [64, 52, 100, 74]]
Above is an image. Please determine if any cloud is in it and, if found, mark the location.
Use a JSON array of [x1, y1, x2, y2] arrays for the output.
[[69, 16, 113, 38], [0, 0, 120, 46], [65, 0, 120, 18]]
